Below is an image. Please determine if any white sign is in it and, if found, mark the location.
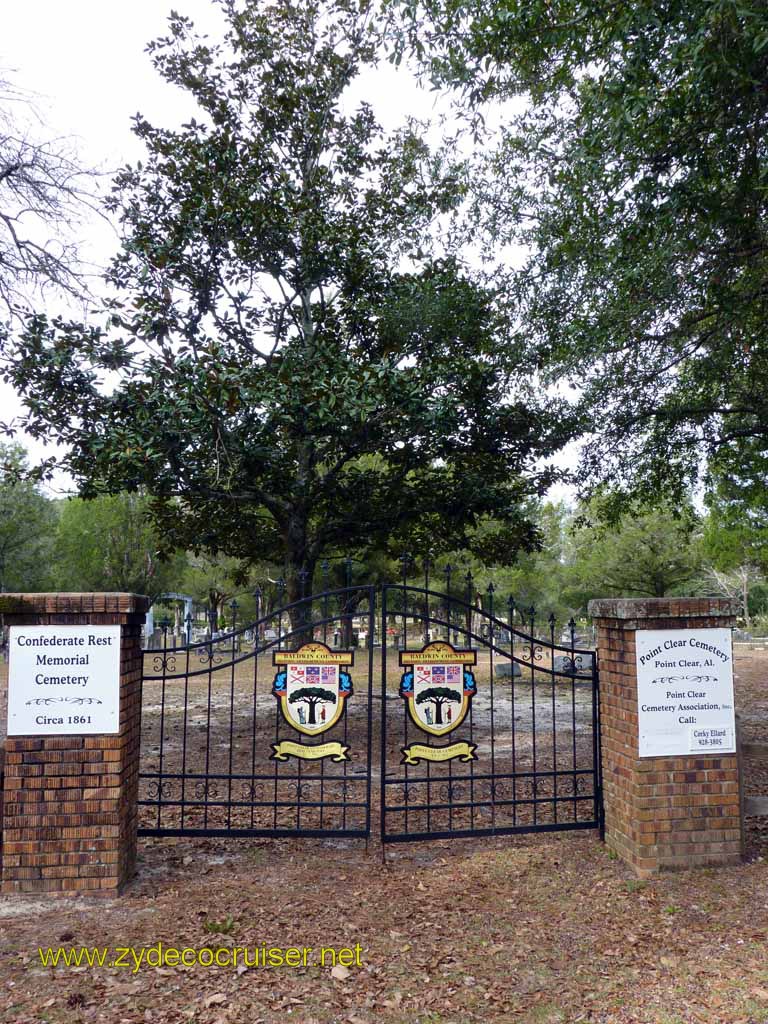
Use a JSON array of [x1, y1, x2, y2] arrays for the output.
[[636, 627, 735, 757], [7, 625, 122, 736]]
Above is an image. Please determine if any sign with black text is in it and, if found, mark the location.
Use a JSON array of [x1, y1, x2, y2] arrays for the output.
[[7, 625, 122, 736], [636, 628, 735, 757]]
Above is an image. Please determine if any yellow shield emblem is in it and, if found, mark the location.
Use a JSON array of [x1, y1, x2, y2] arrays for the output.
[[399, 641, 477, 737], [272, 642, 354, 737]]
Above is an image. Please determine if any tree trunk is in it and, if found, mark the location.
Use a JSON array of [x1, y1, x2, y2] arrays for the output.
[[434, 701, 443, 724], [743, 571, 751, 632], [284, 542, 317, 648]]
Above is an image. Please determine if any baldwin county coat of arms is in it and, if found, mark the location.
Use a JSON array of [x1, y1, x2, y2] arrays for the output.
[[398, 642, 479, 767], [271, 642, 354, 763]]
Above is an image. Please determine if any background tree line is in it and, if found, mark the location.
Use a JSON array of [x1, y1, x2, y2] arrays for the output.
[[4, 439, 765, 632]]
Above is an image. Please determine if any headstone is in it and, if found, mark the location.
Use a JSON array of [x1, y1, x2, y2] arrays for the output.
[[495, 661, 521, 679], [553, 652, 595, 675]]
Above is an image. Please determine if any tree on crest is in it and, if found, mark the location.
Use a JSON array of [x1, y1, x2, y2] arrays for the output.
[[416, 685, 461, 724], [289, 686, 337, 725]]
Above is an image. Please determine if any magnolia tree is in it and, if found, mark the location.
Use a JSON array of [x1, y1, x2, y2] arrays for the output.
[[4, 0, 568, 635]]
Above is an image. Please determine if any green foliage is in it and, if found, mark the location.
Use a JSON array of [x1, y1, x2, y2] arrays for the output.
[[702, 475, 768, 574], [473, 501, 573, 616], [0, 442, 57, 590], [202, 914, 236, 935], [389, 0, 768, 513], [4, 0, 564, 604], [180, 551, 277, 628], [52, 492, 186, 599], [567, 505, 703, 601]]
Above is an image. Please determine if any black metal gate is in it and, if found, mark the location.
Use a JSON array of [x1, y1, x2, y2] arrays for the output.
[[138, 587, 374, 838], [139, 571, 601, 844], [380, 580, 602, 843]]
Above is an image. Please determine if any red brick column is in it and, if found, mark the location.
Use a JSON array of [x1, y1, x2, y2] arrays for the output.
[[1, 594, 147, 895], [589, 598, 742, 877]]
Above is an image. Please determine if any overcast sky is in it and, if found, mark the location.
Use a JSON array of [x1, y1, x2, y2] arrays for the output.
[[2, 1, 438, 264]]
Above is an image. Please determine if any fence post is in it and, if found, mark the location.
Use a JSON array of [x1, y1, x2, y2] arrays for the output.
[[1, 593, 147, 895], [589, 597, 742, 877]]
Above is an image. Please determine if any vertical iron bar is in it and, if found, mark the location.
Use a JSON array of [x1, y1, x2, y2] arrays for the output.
[[380, 585, 389, 844], [297, 593, 304, 832], [273, 601, 282, 829], [400, 552, 409, 652], [341, 591, 349, 834], [549, 612, 558, 824], [319, 566, 329, 828], [180, 639, 191, 831], [529, 605, 537, 826], [203, 624, 214, 831], [299, 569, 309, 639], [344, 557, 353, 651], [321, 561, 330, 645], [423, 556, 431, 643], [464, 570, 473, 644], [466, 570, 475, 829], [226, 601, 238, 830], [570, 618, 578, 822], [400, 559, 410, 841], [488, 582, 496, 831], [156, 621, 169, 831], [250, 614, 260, 830], [509, 596, 517, 827], [444, 563, 452, 642], [277, 578, 285, 648], [365, 586, 375, 837], [445, 564, 454, 830]]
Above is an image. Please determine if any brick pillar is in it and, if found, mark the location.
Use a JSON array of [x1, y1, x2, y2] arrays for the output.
[[1, 594, 147, 895], [588, 598, 742, 877]]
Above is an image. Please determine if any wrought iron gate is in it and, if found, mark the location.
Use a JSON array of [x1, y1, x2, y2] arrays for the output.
[[138, 587, 374, 838], [380, 580, 602, 843], [139, 571, 602, 843]]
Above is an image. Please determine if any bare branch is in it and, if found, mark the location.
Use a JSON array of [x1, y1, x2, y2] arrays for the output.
[[0, 70, 105, 320]]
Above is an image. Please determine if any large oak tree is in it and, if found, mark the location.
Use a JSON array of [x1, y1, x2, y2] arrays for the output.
[[389, 0, 768, 513]]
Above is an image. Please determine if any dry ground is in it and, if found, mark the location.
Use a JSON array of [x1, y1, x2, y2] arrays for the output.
[[0, 652, 767, 1023]]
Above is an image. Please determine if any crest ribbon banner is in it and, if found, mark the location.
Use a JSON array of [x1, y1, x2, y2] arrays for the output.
[[400, 741, 478, 765], [271, 740, 350, 762]]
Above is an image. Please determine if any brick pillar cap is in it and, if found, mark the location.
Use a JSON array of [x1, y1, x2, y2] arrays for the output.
[[587, 597, 739, 621], [0, 592, 150, 614]]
